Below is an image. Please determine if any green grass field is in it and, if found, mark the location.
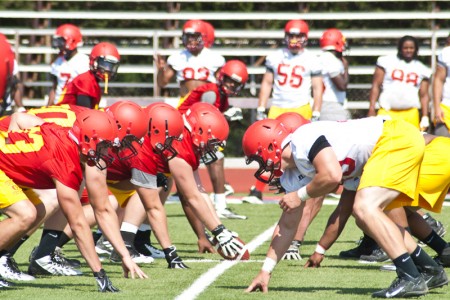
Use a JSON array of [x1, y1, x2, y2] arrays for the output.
[[2, 200, 450, 300]]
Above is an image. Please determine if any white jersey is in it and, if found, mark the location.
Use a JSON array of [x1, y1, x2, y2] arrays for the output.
[[265, 48, 322, 108], [319, 51, 346, 104], [377, 54, 431, 110], [167, 47, 225, 84], [282, 117, 385, 192], [436, 46, 450, 107], [50, 52, 89, 102]]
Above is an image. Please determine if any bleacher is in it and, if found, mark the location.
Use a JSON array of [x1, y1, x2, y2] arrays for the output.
[[1, 0, 449, 112]]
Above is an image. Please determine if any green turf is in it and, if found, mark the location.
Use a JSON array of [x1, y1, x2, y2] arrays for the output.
[[3, 202, 450, 299]]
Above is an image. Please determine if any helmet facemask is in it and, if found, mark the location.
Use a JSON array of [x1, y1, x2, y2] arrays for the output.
[[84, 140, 115, 171], [116, 134, 143, 160], [285, 33, 308, 51], [197, 137, 226, 165], [150, 119, 182, 161], [219, 75, 245, 96], [182, 32, 204, 53]]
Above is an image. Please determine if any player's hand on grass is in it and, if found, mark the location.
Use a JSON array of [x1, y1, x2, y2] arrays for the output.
[[121, 255, 148, 279], [245, 270, 271, 293], [198, 236, 216, 253], [304, 252, 324, 268]]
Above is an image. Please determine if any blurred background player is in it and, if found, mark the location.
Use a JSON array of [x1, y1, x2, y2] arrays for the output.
[[57, 42, 120, 109], [243, 19, 323, 204], [177, 59, 248, 219], [0, 33, 25, 117], [433, 34, 450, 137], [367, 35, 431, 131], [47, 24, 89, 106], [318, 28, 350, 121]]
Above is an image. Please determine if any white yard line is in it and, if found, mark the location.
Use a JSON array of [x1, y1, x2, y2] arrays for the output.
[[175, 223, 277, 300]]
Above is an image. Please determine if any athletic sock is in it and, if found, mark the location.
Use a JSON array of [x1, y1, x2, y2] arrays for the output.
[[120, 222, 138, 246], [411, 245, 439, 268], [421, 230, 448, 255], [393, 252, 421, 278], [57, 232, 72, 248], [8, 235, 29, 256], [34, 230, 63, 259]]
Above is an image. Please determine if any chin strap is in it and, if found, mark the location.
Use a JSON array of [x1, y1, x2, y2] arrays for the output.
[[104, 73, 109, 94]]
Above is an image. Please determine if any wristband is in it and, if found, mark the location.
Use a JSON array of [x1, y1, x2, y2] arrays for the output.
[[257, 106, 266, 113], [315, 243, 326, 255], [312, 111, 321, 118], [297, 186, 311, 201], [261, 257, 277, 273]]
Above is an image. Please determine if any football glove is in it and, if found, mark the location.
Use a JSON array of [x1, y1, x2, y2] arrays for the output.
[[163, 245, 188, 269], [224, 107, 243, 122], [282, 240, 302, 260], [156, 172, 169, 191], [93, 269, 120, 293], [420, 116, 430, 132], [211, 224, 244, 258], [256, 107, 267, 121], [311, 111, 321, 122]]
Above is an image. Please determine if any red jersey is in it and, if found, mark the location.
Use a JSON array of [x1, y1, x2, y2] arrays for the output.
[[0, 122, 83, 190], [57, 71, 101, 109], [0, 104, 90, 131], [177, 83, 229, 114], [107, 154, 134, 181]]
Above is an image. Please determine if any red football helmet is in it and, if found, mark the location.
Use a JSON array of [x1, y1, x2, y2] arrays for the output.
[[52, 24, 83, 51], [183, 103, 229, 164], [320, 28, 347, 53], [89, 42, 120, 82], [275, 112, 310, 133], [217, 60, 248, 96], [146, 102, 184, 160], [105, 100, 148, 160], [242, 119, 290, 183], [284, 20, 309, 50], [69, 109, 119, 170], [203, 21, 215, 48], [182, 20, 208, 53]]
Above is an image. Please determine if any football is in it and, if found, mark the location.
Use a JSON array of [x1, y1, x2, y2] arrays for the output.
[[212, 237, 250, 261]]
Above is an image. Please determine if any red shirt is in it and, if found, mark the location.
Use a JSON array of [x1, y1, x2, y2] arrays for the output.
[[57, 71, 101, 109], [177, 83, 229, 114], [0, 123, 83, 190]]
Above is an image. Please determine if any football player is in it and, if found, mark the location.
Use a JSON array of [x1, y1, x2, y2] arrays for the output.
[[133, 103, 246, 257], [177, 60, 248, 219], [243, 118, 446, 297], [368, 35, 431, 131], [0, 109, 147, 291], [47, 24, 90, 106], [243, 19, 323, 205], [433, 34, 450, 137], [57, 42, 120, 109]]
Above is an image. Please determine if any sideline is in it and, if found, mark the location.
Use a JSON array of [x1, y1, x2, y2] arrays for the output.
[[174, 223, 277, 300]]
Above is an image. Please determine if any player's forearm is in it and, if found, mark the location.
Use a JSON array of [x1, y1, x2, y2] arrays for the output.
[[145, 205, 172, 249], [267, 210, 302, 262], [180, 199, 208, 239]]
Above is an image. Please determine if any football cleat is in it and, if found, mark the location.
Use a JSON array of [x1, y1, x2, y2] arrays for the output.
[[110, 244, 154, 264], [435, 244, 450, 267], [134, 242, 165, 259], [339, 235, 378, 259], [0, 277, 15, 287], [216, 208, 247, 220], [242, 186, 264, 204], [423, 213, 446, 237], [28, 255, 83, 276], [53, 247, 81, 268], [0, 255, 35, 281], [359, 247, 390, 263], [95, 236, 113, 256], [419, 265, 448, 290], [282, 240, 302, 260], [372, 270, 428, 298]]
